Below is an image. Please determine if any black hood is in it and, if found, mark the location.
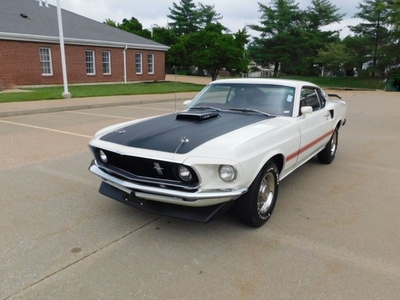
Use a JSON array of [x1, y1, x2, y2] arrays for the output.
[[100, 111, 267, 154]]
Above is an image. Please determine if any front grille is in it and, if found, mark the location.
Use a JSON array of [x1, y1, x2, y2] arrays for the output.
[[93, 148, 199, 187]]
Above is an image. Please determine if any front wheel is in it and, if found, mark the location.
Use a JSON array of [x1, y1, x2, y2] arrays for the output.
[[235, 161, 279, 228], [318, 127, 339, 164]]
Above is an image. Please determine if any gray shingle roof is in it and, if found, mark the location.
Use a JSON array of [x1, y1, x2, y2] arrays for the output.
[[0, 0, 169, 51]]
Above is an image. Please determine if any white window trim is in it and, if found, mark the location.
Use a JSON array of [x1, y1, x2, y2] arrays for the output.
[[135, 52, 143, 75], [39, 47, 53, 76], [148, 53, 155, 75], [102, 51, 111, 75], [86, 50, 96, 75]]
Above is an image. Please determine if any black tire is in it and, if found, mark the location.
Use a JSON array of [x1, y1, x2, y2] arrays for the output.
[[235, 161, 279, 228], [318, 127, 339, 164]]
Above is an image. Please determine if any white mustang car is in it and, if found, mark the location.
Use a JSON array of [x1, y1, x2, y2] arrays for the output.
[[89, 78, 346, 227]]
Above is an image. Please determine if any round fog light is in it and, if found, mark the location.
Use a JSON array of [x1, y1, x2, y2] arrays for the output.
[[99, 150, 108, 163], [178, 165, 192, 182], [219, 165, 237, 182]]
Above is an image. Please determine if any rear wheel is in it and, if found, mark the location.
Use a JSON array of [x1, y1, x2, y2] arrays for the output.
[[318, 127, 339, 164], [236, 161, 279, 228]]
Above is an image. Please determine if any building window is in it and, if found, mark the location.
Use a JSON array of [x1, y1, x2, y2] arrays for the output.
[[148, 53, 154, 74], [102, 51, 111, 75], [135, 53, 142, 74], [39, 48, 53, 76], [85, 50, 96, 75]]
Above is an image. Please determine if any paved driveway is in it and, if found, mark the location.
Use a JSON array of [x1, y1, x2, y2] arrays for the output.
[[1, 91, 399, 299]]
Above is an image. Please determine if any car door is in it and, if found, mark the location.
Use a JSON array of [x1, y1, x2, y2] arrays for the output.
[[295, 86, 333, 166]]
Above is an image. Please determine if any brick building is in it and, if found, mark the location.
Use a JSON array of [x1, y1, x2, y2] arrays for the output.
[[0, 0, 169, 89]]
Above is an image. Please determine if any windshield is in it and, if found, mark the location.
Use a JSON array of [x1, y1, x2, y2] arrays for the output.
[[187, 83, 295, 117]]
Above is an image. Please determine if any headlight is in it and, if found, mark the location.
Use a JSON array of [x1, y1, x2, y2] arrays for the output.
[[219, 165, 237, 182], [99, 150, 108, 163], [178, 165, 193, 182]]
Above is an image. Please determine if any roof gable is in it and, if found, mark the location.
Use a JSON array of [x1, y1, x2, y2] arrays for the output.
[[0, 0, 169, 51]]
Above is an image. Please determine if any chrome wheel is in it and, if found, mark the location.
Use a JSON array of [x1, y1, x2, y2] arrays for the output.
[[318, 127, 339, 164], [235, 161, 279, 228], [330, 130, 338, 156], [257, 172, 276, 215]]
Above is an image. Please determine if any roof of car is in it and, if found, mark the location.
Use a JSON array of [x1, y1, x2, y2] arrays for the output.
[[212, 78, 318, 88], [0, 0, 169, 51]]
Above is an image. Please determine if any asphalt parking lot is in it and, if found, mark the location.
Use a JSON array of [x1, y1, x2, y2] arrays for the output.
[[1, 89, 400, 299]]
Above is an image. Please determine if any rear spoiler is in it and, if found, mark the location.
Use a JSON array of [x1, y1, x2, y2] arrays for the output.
[[327, 93, 342, 99]]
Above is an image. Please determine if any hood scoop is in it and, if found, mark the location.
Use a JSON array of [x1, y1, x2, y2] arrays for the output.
[[176, 111, 220, 121]]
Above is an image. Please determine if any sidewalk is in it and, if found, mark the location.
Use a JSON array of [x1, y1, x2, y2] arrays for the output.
[[0, 92, 200, 118], [0, 75, 212, 118]]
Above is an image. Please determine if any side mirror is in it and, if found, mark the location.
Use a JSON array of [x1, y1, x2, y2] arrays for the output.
[[301, 106, 313, 116], [183, 100, 192, 106]]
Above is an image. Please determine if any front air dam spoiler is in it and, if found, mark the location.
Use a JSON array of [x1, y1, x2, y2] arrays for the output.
[[99, 181, 234, 223]]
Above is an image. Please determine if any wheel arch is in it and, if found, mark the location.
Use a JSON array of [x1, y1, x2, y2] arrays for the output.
[[247, 153, 284, 187], [268, 154, 284, 175], [338, 119, 346, 128]]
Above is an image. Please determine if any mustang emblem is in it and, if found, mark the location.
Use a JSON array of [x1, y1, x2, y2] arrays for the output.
[[153, 163, 164, 175]]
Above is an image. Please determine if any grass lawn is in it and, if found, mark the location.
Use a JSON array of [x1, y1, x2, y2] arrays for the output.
[[0, 81, 205, 103], [0, 76, 386, 104]]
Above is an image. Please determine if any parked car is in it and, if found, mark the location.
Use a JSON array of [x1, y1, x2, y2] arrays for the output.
[[88, 78, 346, 227]]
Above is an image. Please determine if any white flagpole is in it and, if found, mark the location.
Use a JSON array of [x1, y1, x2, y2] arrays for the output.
[[56, 0, 71, 98]]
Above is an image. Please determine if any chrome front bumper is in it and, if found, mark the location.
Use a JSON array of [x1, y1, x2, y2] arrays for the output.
[[89, 164, 247, 207]]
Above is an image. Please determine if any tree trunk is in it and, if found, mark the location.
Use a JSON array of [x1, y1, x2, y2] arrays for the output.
[[210, 69, 219, 81], [273, 62, 280, 77], [372, 13, 381, 77]]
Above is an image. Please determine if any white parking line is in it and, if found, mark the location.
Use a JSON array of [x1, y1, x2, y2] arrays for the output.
[[0, 119, 91, 138], [68, 111, 136, 119], [121, 105, 177, 111]]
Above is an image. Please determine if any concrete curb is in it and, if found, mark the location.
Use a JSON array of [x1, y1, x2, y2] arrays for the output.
[[0, 98, 170, 118]]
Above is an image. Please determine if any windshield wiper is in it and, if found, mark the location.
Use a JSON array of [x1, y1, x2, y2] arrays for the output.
[[189, 106, 221, 112], [228, 108, 273, 117]]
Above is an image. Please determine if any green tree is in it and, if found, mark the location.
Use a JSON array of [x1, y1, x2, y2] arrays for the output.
[[386, 0, 400, 70], [167, 36, 189, 71], [168, 23, 249, 80], [248, 0, 303, 76], [387, 0, 400, 27], [151, 26, 179, 72], [301, 0, 344, 75], [342, 35, 371, 74], [151, 26, 178, 46], [168, 0, 200, 36], [248, 0, 351, 76], [104, 18, 118, 27], [305, 0, 345, 30], [197, 3, 223, 28], [188, 24, 249, 80], [317, 43, 355, 75], [118, 17, 152, 39], [349, 0, 391, 76], [227, 29, 251, 76]]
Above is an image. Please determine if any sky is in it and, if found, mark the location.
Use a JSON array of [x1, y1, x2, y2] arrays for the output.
[[44, 0, 362, 38]]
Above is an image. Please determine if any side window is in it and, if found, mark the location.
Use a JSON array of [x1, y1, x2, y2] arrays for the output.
[[102, 51, 111, 75], [300, 87, 322, 113], [148, 53, 154, 74], [135, 53, 143, 74], [85, 50, 96, 75], [39, 47, 53, 76]]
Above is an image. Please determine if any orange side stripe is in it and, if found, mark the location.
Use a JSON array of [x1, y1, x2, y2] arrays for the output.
[[286, 130, 334, 162]]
